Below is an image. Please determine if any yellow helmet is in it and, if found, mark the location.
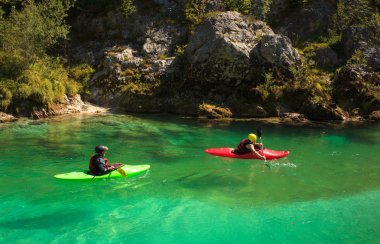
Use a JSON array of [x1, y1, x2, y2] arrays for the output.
[[248, 133, 257, 142]]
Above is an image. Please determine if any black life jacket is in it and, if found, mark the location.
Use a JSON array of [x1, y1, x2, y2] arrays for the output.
[[89, 154, 109, 175]]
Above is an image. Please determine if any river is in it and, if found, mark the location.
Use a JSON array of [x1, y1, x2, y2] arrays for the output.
[[0, 113, 379, 243]]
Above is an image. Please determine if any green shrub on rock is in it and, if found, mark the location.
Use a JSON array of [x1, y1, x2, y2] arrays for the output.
[[18, 58, 79, 106]]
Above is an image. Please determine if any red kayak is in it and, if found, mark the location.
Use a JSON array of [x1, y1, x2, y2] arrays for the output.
[[204, 148, 290, 160]]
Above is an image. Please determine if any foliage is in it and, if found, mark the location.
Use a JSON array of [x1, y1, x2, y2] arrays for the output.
[[184, 0, 207, 31], [120, 0, 136, 18], [251, 0, 272, 20], [69, 63, 94, 96], [0, 0, 80, 112], [18, 57, 79, 106], [347, 50, 367, 65], [224, 0, 252, 15], [1, 0, 74, 60], [175, 44, 187, 57], [0, 50, 26, 79], [0, 80, 13, 110], [332, 0, 375, 33]]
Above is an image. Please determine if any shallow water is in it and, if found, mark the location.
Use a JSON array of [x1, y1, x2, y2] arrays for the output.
[[0, 113, 379, 243]]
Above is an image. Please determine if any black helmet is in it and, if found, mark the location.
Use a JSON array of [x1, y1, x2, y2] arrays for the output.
[[95, 145, 109, 153]]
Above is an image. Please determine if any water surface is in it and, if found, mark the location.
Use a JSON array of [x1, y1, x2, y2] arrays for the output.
[[0, 114, 379, 243]]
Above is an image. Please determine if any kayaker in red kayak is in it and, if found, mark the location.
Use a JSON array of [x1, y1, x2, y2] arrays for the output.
[[88, 145, 122, 175], [233, 134, 266, 160]]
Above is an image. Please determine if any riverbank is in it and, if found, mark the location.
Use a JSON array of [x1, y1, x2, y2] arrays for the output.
[[0, 95, 108, 123]]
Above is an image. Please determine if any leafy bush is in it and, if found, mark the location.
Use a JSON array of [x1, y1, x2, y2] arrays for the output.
[[18, 57, 79, 106], [69, 63, 94, 96], [184, 0, 207, 31], [224, 0, 252, 15], [0, 84, 12, 111], [121, 0, 136, 18], [0, 50, 26, 79]]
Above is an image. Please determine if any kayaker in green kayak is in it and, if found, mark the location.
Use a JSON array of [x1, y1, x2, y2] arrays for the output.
[[88, 145, 122, 175], [233, 133, 266, 160]]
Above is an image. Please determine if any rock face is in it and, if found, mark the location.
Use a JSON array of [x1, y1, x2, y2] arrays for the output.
[[313, 46, 338, 68], [250, 34, 301, 78], [185, 11, 273, 86], [302, 102, 346, 121], [275, 0, 335, 41], [333, 65, 380, 117], [142, 22, 187, 58], [341, 26, 380, 58]]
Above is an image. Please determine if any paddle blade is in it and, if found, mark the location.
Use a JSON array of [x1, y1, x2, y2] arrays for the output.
[[116, 168, 127, 178], [257, 127, 262, 138]]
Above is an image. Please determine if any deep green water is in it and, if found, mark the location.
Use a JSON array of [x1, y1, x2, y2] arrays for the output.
[[0, 113, 379, 243]]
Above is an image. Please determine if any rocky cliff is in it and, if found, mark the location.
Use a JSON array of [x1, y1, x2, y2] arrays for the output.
[[2, 0, 378, 122]]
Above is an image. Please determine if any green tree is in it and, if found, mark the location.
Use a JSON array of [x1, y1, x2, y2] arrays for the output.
[[1, 0, 74, 61]]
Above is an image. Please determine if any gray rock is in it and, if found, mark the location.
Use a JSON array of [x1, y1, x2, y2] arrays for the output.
[[141, 22, 187, 58], [250, 34, 301, 78], [342, 26, 379, 58], [280, 112, 309, 123], [185, 11, 273, 85], [303, 44, 338, 68], [333, 65, 380, 115]]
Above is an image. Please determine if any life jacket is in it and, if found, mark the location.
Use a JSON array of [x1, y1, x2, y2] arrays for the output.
[[89, 154, 109, 175], [236, 139, 252, 154]]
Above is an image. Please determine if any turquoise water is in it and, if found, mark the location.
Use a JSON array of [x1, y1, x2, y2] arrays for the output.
[[0, 113, 379, 243]]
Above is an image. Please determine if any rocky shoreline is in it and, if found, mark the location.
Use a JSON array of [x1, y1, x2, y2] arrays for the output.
[[0, 95, 107, 123]]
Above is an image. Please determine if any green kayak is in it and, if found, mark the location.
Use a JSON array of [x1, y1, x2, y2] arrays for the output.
[[54, 164, 150, 180]]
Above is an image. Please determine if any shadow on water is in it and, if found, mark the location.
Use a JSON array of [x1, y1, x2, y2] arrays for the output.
[[0, 210, 90, 230]]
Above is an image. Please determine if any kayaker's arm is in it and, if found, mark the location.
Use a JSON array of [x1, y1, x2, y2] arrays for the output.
[[247, 144, 266, 160]]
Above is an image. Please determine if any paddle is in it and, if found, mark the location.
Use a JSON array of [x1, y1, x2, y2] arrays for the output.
[[257, 127, 269, 166], [114, 164, 127, 178]]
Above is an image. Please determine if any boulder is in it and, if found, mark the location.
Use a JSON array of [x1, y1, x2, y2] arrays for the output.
[[250, 34, 301, 78], [0, 112, 17, 123], [302, 102, 346, 121], [369, 110, 380, 121], [280, 112, 309, 123], [360, 45, 380, 71], [141, 23, 187, 58], [313, 45, 338, 68], [333, 65, 380, 115], [341, 26, 379, 58], [198, 103, 232, 119], [185, 11, 273, 86]]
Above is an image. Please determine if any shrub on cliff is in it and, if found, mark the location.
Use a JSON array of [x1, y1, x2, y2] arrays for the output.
[[18, 58, 79, 106]]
